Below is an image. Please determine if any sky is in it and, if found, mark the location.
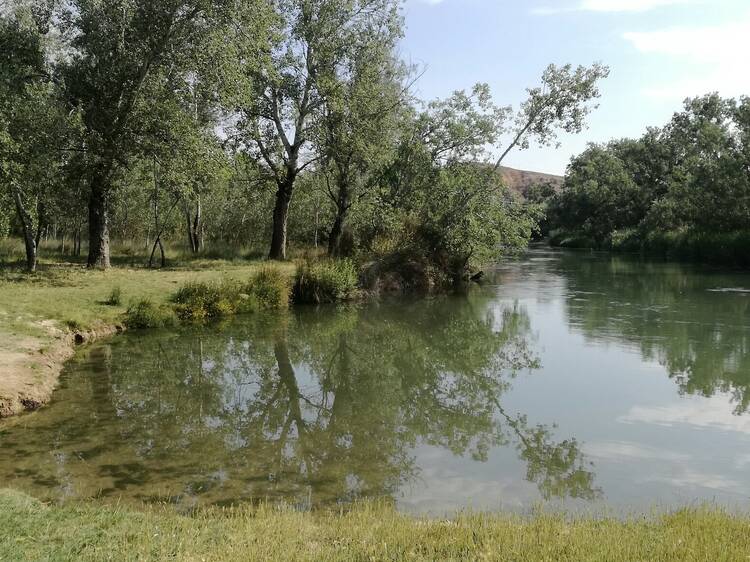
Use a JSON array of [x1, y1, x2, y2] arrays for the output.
[[399, 0, 750, 175]]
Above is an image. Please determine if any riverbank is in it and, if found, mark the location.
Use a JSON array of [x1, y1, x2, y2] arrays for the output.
[[549, 229, 750, 267], [1, 489, 748, 561], [0, 259, 291, 418]]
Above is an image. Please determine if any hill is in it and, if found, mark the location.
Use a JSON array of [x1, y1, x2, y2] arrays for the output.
[[499, 166, 563, 197]]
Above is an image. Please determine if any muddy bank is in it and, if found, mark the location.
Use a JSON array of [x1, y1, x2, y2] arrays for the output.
[[0, 323, 122, 419]]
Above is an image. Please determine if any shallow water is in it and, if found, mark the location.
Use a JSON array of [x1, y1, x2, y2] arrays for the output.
[[3, 248, 750, 514]]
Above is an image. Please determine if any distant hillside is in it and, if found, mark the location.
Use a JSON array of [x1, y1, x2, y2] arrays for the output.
[[498, 166, 563, 198]]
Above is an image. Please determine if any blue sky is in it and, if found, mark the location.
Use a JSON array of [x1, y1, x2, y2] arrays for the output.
[[399, 0, 750, 175]]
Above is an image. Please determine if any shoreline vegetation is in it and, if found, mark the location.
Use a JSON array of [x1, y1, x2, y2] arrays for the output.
[[540, 94, 750, 266], [2, 489, 750, 561], [0, 253, 296, 419], [549, 229, 750, 267], [0, 247, 426, 419]]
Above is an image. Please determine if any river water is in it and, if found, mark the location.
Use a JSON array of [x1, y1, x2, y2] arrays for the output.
[[3, 248, 750, 514]]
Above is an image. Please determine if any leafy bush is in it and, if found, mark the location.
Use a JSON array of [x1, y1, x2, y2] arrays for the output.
[[105, 286, 122, 306], [246, 267, 290, 310], [293, 259, 359, 304], [171, 281, 240, 322], [125, 299, 176, 329], [170, 268, 290, 322]]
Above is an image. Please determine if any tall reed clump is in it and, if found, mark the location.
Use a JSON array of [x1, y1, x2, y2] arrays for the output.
[[293, 259, 359, 304], [170, 267, 290, 322], [249, 266, 291, 309], [104, 286, 122, 306]]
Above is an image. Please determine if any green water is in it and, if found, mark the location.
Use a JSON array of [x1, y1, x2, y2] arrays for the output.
[[3, 248, 750, 514]]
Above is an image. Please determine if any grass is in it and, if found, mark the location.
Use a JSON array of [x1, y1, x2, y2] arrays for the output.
[[123, 299, 177, 329], [1, 490, 749, 561], [168, 267, 290, 324], [104, 286, 122, 306], [0, 256, 293, 339], [293, 259, 359, 304]]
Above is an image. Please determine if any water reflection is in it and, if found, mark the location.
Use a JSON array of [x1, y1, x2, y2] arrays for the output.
[[0, 296, 599, 509], [556, 253, 750, 414]]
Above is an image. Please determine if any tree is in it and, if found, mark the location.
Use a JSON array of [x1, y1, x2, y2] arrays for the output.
[[548, 93, 750, 255], [0, 6, 72, 271], [493, 63, 610, 171], [61, 0, 241, 268], [238, 0, 400, 260], [551, 143, 641, 242], [315, 5, 405, 256]]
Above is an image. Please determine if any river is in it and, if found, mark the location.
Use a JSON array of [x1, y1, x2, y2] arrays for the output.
[[3, 248, 750, 514]]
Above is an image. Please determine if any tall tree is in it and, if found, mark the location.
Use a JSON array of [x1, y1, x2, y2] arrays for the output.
[[61, 0, 238, 268], [0, 6, 71, 271], [238, 0, 400, 260], [314, 2, 404, 256], [493, 63, 610, 171]]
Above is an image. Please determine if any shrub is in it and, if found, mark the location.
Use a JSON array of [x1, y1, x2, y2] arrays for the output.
[[125, 299, 176, 329], [171, 281, 239, 322], [64, 318, 82, 331], [170, 269, 290, 323], [293, 259, 359, 304], [105, 286, 122, 306], [245, 267, 290, 310]]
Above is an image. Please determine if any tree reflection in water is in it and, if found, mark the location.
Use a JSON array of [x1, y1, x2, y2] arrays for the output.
[[0, 296, 600, 508], [557, 253, 750, 414]]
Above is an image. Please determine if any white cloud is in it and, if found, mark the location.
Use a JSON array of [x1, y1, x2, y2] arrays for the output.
[[533, 0, 700, 15], [643, 468, 742, 493], [623, 16, 750, 99], [584, 441, 690, 462], [619, 394, 750, 435]]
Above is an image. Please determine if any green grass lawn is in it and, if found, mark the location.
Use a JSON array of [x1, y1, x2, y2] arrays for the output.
[[1, 490, 749, 561], [0, 257, 293, 337]]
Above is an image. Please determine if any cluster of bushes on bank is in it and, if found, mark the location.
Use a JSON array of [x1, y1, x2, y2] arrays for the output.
[[124, 261, 365, 329], [292, 259, 359, 304], [550, 228, 750, 267]]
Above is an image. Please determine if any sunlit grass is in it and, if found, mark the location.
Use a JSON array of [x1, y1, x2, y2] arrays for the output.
[[1, 489, 748, 561], [0, 255, 293, 338]]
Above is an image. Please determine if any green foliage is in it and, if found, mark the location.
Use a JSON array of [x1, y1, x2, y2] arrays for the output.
[[550, 94, 750, 264], [104, 286, 122, 306], [0, 0, 606, 278], [250, 267, 291, 310], [124, 299, 176, 329], [293, 259, 359, 304], [171, 268, 290, 321], [171, 281, 238, 321]]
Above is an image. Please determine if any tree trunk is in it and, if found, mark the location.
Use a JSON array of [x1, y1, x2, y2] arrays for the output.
[[269, 181, 293, 260], [184, 204, 195, 253], [34, 202, 44, 252], [87, 178, 110, 269], [185, 197, 202, 254], [73, 227, 80, 257], [12, 187, 37, 272], [327, 183, 350, 257], [148, 234, 166, 268]]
